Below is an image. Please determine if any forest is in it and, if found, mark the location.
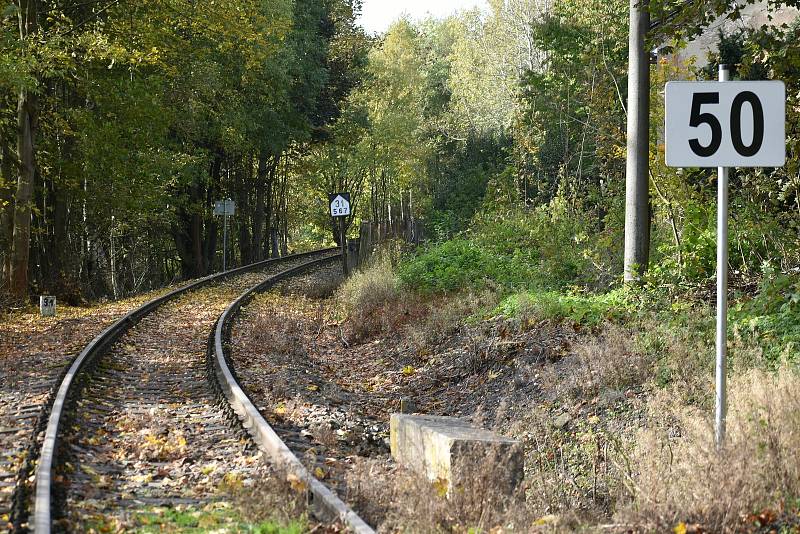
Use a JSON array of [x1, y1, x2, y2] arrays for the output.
[[0, 0, 798, 307], [0, 0, 371, 303]]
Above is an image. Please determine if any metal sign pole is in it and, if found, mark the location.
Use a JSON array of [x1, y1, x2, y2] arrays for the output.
[[715, 64, 729, 448], [223, 212, 228, 272]]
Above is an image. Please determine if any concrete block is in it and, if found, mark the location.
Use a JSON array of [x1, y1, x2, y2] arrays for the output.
[[390, 414, 523, 494]]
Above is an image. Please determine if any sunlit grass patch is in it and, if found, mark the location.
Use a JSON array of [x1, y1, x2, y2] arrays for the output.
[[128, 503, 307, 533], [494, 287, 635, 327]]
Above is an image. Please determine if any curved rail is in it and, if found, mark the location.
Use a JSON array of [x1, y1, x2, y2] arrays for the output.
[[212, 255, 375, 534], [33, 248, 336, 534]]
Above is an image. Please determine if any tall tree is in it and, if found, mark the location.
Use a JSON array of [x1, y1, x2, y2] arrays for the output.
[[9, 0, 38, 299]]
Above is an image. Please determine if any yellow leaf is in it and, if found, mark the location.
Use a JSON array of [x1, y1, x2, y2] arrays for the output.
[[81, 465, 99, 477], [488, 370, 501, 380], [674, 523, 687, 534], [274, 403, 286, 415], [533, 515, 558, 526], [432, 477, 449, 497], [307, 384, 319, 391], [402, 365, 415, 376], [287, 473, 307, 492], [314, 466, 326, 479]]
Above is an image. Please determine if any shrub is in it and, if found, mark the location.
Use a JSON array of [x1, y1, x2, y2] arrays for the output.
[[399, 198, 622, 295], [397, 238, 533, 294], [730, 267, 800, 367], [340, 256, 420, 340], [495, 288, 634, 328]]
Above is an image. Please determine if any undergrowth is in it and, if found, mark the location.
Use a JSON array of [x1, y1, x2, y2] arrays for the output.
[[340, 182, 800, 532]]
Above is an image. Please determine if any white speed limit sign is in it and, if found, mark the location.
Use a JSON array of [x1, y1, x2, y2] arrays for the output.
[[665, 80, 785, 167], [665, 68, 786, 449]]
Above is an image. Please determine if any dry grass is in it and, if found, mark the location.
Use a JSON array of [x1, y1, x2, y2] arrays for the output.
[[346, 446, 532, 533], [624, 365, 800, 532], [340, 256, 427, 341], [405, 290, 500, 353], [232, 468, 314, 527], [508, 405, 635, 527], [555, 324, 654, 399], [248, 296, 313, 361]]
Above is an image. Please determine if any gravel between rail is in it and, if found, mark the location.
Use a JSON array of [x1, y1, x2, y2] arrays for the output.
[[52, 254, 335, 531]]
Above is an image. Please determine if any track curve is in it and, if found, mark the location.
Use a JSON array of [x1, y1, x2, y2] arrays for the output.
[[32, 249, 336, 533], [212, 256, 376, 534]]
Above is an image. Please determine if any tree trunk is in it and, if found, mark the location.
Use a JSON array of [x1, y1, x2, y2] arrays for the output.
[[623, 0, 651, 282], [0, 143, 14, 286], [204, 154, 222, 270], [10, 0, 39, 300], [236, 162, 251, 265], [10, 87, 37, 299], [190, 207, 204, 277], [252, 153, 269, 262], [263, 160, 275, 258]]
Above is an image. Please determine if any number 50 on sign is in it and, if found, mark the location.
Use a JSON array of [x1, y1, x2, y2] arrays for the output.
[[665, 81, 785, 168]]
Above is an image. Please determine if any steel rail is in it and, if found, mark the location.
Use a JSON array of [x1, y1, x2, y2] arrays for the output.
[[212, 255, 376, 534], [33, 248, 336, 534]]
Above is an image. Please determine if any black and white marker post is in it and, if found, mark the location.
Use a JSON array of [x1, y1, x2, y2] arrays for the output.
[[329, 193, 352, 276], [664, 66, 785, 448]]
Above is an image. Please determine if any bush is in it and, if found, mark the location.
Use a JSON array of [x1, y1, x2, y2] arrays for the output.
[[340, 255, 420, 340], [399, 196, 622, 295], [397, 238, 534, 293], [495, 288, 634, 328], [730, 267, 800, 367]]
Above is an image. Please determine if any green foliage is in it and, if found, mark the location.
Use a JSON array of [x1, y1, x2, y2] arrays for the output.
[[519, 0, 628, 207], [495, 288, 634, 327], [398, 238, 523, 293], [399, 190, 621, 294], [99, 504, 307, 533], [428, 134, 512, 231], [731, 267, 800, 366], [0, 0, 370, 298]]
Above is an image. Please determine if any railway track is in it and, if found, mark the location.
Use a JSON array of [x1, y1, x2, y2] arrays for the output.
[[20, 248, 373, 533], [1, 362, 65, 530], [225, 265, 394, 524], [1, 292, 179, 531], [214, 260, 376, 533]]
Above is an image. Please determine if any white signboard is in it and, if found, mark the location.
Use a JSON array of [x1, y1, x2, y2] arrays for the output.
[[329, 193, 351, 217], [214, 199, 236, 216], [665, 81, 785, 167], [40, 296, 56, 317]]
